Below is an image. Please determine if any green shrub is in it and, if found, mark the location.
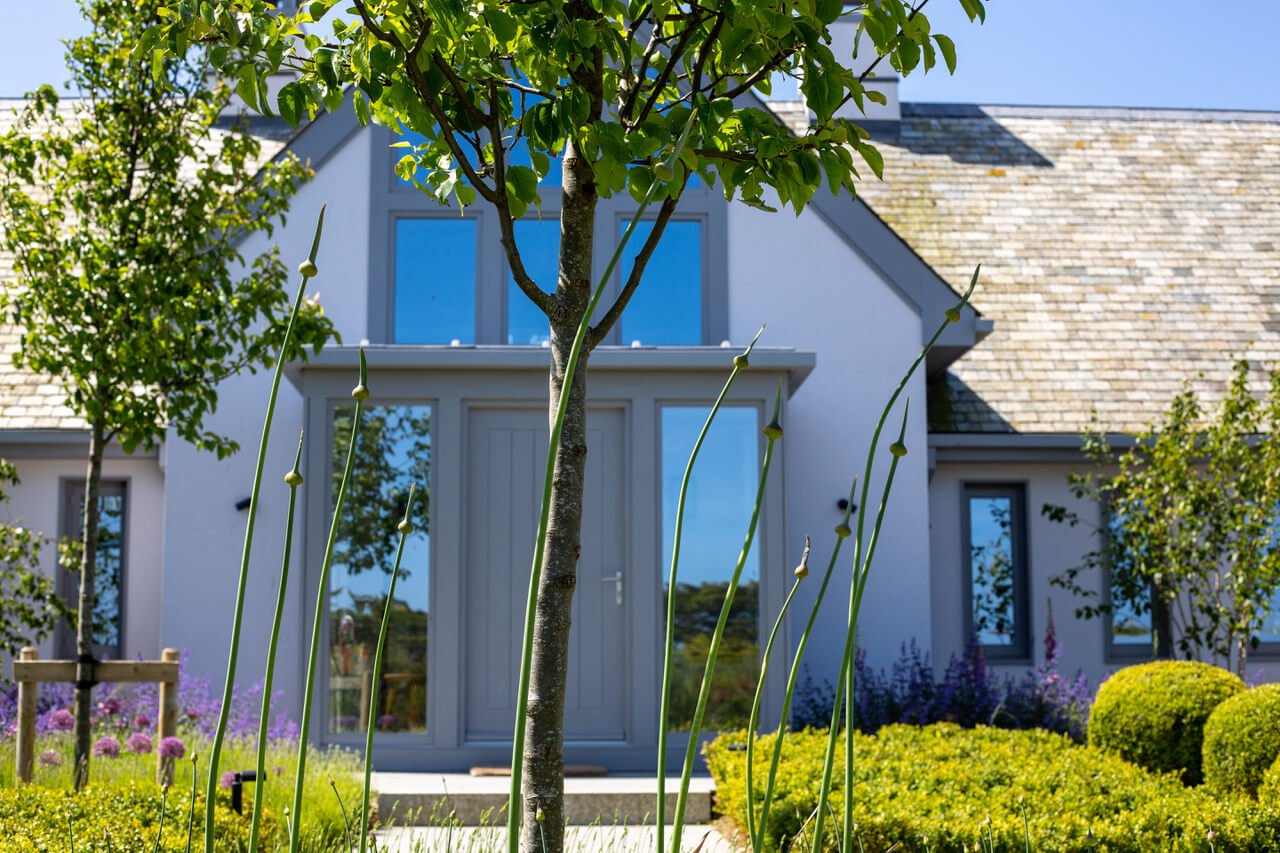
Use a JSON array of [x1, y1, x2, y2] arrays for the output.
[[0, 782, 275, 851], [1204, 683, 1280, 798], [706, 723, 1280, 853], [1087, 660, 1243, 785]]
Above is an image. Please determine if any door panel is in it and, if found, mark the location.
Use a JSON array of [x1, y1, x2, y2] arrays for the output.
[[464, 407, 627, 742]]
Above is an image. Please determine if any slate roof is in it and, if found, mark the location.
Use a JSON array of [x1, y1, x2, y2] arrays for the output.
[[850, 103, 1280, 435], [0, 99, 288, 431]]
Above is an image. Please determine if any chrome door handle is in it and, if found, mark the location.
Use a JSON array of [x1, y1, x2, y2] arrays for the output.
[[600, 572, 623, 606]]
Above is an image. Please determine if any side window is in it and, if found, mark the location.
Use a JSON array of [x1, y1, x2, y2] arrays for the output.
[[963, 483, 1029, 659], [619, 219, 703, 346], [394, 218, 478, 344], [1105, 505, 1154, 657], [58, 480, 127, 660]]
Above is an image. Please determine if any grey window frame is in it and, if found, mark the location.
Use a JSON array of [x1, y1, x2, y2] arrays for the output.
[[367, 124, 728, 346], [1101, 499, 1156, 663], [960, 481, 1030, 662], [55, 478, 128, 660]]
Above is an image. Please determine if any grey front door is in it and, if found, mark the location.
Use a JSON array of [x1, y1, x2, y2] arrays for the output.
[[464, 406, 627, 742]]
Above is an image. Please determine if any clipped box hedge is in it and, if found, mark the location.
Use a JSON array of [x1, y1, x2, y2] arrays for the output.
[[1204, 683, 1280, 798], [706, 724, 1280, 853], [1088, 660, 1244, 785]]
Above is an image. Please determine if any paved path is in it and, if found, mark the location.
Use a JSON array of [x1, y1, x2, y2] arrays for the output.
[[374, 824, 738, 852]]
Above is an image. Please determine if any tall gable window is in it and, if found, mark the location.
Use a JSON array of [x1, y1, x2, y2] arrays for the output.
[[369, 126, 726, 346], [962, 483, 1029, 660], [57, 480, 127, 660]]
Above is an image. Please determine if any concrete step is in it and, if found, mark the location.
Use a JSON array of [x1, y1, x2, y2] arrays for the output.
[[373, 773, 715, 827]]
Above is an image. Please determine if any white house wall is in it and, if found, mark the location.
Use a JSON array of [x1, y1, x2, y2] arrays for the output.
[[159, 126, 371, 718], [929, 460, 1110, 685], [728, 200, 932, 679], [0, 454, 164, 661]]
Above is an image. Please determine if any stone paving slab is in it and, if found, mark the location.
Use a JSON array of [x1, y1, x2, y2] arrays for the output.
[[374, 824, 737, 852]]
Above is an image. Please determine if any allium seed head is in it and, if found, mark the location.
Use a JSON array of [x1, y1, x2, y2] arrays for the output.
[[92, 737, 120, 759]]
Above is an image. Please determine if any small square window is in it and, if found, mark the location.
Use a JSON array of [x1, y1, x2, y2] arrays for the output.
[[963, 483, 1030, 659], [394, 218, 477, 344], [619, 220, 702, 346]]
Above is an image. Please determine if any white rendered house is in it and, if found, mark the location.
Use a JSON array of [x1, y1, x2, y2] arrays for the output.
[[3, 59, 1279, 770]]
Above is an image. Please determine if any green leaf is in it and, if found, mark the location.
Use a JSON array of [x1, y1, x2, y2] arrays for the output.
[[484, 7, 517, 43], [857, 142, 884, 179], [933, 34, 957, 74], [816, 0, 842, 25], [505, 164, 539, 204], [277, 81, 306, 128]]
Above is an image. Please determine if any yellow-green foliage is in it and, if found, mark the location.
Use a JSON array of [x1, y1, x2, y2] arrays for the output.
[[706, 724, 1280, 853], [0, 734, 363, 848], [1088, 660, 1244, 785], [1203, 683, 1280, 798], [0, 782, 274, 851]]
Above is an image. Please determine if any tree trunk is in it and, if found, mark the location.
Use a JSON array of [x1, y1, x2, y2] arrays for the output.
[[1152, 581, 1173, 660], [73, 418, 106, 790], [519, 136, 597, 853]]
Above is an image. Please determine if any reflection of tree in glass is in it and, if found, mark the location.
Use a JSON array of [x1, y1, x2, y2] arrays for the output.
[[328, 405, 431, 733], [64, 492, 125, 653], [331, 406, 431, 576], [971, 499, 1014, 643], [664, 580, 758, 731]]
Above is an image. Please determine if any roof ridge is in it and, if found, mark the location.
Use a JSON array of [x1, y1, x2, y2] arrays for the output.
[[902, 102, 1280, 123]]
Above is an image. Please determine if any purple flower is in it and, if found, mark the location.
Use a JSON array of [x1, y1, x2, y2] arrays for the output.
[[158, 736, 185, 759], [219, 770, 236, 789], [271, 765, 284, 776], [49, 709, 74, 732], [92, 737, 120, 758], [126, 733, 153, 754], [38, 750, 61, 767], [335, 715, 358, 731], [98, 697, 122, 716], [377, 714, 395, 730], [133, 715, 151, 730]]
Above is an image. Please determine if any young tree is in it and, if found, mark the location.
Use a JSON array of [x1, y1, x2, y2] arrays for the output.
[[153, 0, 981, 848], [1047, 359, 1280, 677], [0, 0, 336, 785]]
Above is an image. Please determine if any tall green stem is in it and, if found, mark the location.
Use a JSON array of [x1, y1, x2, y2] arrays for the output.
[[811, 264, 978, 853], [670, 384, 782, 853], [204, 207, 326, 853], [359, 483, 417, 853], [656, 327, 763, 852], [291, 347, 369, 853], [505, 109, 699, 853], [745, 568, 803, 850], [754, 481, 857, 852], [248, 432, 305, 853]]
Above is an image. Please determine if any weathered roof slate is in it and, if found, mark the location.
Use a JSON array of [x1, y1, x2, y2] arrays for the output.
[[851, 103, 1280, 435]]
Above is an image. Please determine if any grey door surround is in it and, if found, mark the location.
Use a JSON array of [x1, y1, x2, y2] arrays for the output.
[[297, 346, 809, 771]]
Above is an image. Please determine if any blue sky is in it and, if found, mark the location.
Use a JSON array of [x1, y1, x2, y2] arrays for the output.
[[3, 1, 1279, 110]]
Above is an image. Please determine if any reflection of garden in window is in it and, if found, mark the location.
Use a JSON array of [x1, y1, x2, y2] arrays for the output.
[[661, 406, 760, 732], [1106, 509, 1153, 648], [965, 484, 1027, 656], [328, 405, 431, 735]]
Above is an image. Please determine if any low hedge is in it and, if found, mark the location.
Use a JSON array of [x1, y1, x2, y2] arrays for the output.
[[0, 782, 276, 852], [1087, 660, 1243, 785], [1203, 683, 1280, 798], [706, 724, 1280, 853]]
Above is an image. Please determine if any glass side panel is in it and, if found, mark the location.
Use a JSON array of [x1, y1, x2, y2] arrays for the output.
[[328, 405, 432, 735], [620, 220, 702, 346], [969, 495, 1016, 647], [67, 487, 126, 657], [507, 218, 557, 345], [661, 405, 760, 732], [394, 218, 476, 344]]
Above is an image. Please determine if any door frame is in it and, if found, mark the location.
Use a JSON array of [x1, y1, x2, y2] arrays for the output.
[[296, 349, 801, 771]]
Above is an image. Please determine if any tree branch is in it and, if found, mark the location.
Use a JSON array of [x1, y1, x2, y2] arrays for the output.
[[586, 190, 680, 349], [485, 81, 554, 317], [401, 61, 499, 203]]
